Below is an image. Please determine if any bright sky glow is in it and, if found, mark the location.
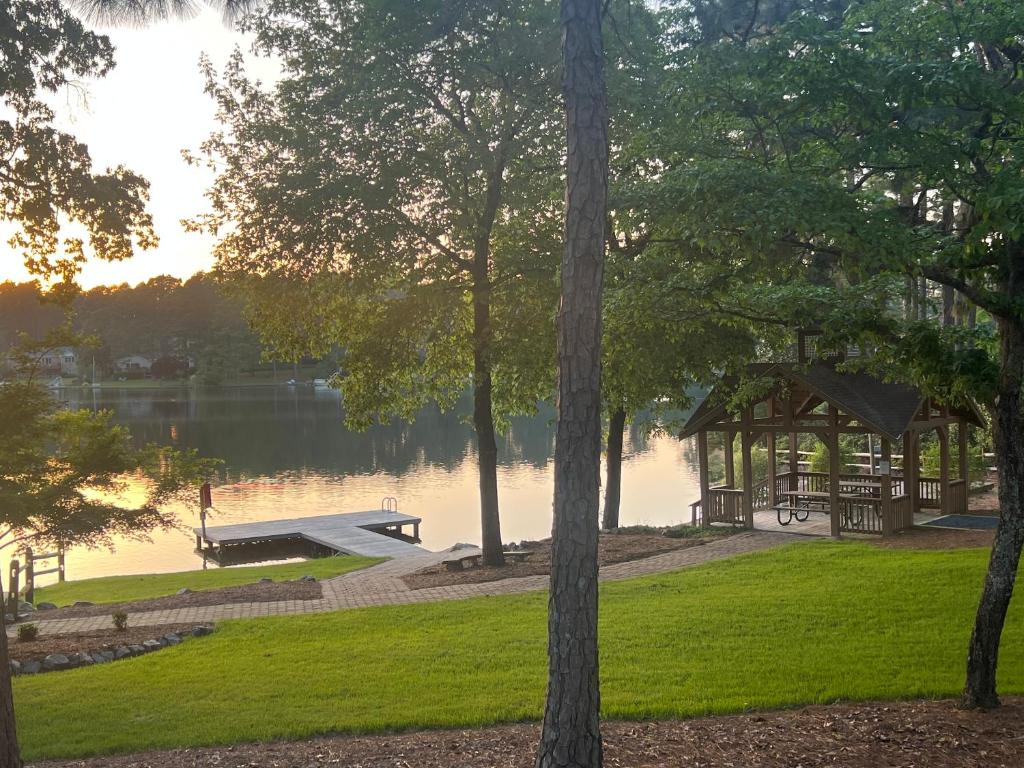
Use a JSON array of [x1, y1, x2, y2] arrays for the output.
[[1, 8, 279, 289]]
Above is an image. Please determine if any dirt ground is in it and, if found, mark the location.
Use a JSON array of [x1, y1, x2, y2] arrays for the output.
[[32, 580, 321, 620], [8, 624, 203, 664], [34, 697, 1024, 768], [402, 532, 729, 590]]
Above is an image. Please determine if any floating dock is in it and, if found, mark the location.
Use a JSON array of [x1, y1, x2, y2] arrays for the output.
[[194, 509, 424, 562]]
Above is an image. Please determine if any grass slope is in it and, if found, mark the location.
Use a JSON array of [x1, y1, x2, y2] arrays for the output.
[[33, 555, 384, 606], [14, 541, 1024, 760]]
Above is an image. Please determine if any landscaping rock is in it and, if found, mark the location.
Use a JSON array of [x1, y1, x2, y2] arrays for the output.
[[36, 602, 57, 611], [142, 639, 162, 651], [99, 650, 115, 662], [9, 660, 21, 676], [70, 652, 94, 667], [191, 625, 213, 637], [114, 646, 131, 660], [176, 588, 192, 595], [259, 577, 273, 583], [71, 600, 94, 608], [164, 633, 181, 645], [42, 654, 69, 671], [4, 614, 13, 624], [299, 575, 317, 583], [127, 644, 146, 656], [90, 653, 109, 664], [20, 661, 40, 675], [17, 601, 35, 614]]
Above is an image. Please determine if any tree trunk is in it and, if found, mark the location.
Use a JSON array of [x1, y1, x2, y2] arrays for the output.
[[0, 572, 23, 768], [472, 279, 505, 567], [537, 0, 607, 765], [601, 407, 626, 530], [963, 315, 1024, 708]]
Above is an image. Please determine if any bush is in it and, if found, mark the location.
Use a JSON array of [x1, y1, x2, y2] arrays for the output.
[[17, 623, 39, 642], [112, 611, 128, 631]]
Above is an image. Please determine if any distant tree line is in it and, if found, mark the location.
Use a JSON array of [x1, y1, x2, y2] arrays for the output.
[[0, 275, 278, 384]]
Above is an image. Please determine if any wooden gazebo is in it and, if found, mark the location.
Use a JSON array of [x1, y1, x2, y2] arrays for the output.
[[680, 354, 985, 537]]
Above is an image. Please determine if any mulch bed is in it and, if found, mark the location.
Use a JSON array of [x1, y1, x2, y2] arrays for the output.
[[31, 580, 321, 620], [8, 624, 201, 664], [402, 532, 731, 590], [874, 526, 995, 550], [34, 697, 1024, 768]]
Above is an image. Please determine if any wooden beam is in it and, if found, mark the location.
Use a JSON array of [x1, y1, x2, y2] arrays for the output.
[[697, 430, 710, 530], [828, 405, 841, 538], [881, 437, 893, 535], [904, 431, 919, 517], [958, 419, 970, 482], [741, 408, 754, 529], [724, 430, 735, 487], [939, 425, 951, 516], [767, 403, 777, 507]]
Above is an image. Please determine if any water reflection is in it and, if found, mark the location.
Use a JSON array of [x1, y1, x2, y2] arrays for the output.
[[31, 386, 701, 582]]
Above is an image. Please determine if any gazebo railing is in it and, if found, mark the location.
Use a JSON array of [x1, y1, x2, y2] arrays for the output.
[[838, 496, 883, 535], [893, 494, 913, 531], [705, 487, 745, 526]]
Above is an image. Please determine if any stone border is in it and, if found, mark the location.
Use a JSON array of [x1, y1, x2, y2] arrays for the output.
[[8, 625, 214, 676]]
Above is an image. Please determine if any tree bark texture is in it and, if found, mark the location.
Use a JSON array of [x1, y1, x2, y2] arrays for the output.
[[963, 314, 1024, 708], [472, 278, 505, 567], [0, 572, 23, 768], [537, 0, 607, 765], [601, 407, 626, 530]]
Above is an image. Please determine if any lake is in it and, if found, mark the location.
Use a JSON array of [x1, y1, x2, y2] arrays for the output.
[[32, 386, 701, 584]]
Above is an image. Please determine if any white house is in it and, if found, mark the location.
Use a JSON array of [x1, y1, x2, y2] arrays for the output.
[[115, 354, 153, 372], [37, 347, 78, 375]]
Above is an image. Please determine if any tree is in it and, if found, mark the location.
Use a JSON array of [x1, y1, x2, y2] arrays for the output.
[[601, 247, 761, 528], [537, 0, 607, 764], [650, 0, 1024, 709], [192, 0, 567, 566]]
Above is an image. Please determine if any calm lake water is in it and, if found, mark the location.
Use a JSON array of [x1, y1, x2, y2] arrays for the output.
[[36, 386, 701, 584]]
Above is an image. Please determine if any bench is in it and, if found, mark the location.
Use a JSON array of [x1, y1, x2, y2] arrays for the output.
[[441, 550, 535, 571]]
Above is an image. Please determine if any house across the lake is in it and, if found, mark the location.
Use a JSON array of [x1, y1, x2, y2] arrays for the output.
[[34, 347, 78, 375], [115, 354, 153, 373]]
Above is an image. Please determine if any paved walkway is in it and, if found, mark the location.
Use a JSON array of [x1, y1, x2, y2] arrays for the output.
[[9, 530, 796, 636]]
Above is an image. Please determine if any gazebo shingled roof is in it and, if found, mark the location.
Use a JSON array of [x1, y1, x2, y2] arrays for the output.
[[681, 361, 984, 442]]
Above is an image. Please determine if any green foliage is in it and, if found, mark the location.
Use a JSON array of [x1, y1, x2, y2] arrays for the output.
[[111, 611, 128, 632], [0, 379, 218, 555], [16, 624, 38, 643], [1, 0, 155, 284], [12, 542, 1024, 760]]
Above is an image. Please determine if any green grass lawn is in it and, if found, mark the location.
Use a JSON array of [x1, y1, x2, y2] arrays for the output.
[[14, 541, 1024, 760], [33, 555, 384, 606]]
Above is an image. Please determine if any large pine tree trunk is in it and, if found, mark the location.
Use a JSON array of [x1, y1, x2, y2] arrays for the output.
[[963, 315, 1024, 708], [537, 0, 607, 765], [601, 407, 626, 530], [0, 573, 23, 768], [472, 279, 505, 567]]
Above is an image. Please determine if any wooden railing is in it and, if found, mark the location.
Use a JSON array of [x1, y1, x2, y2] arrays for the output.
[[948, 479, 968, 515], [918, 477, 942, 509], [752, 480, 771, 511], [839, 496, 883, 535], [892, 494, 913, 531], [705, 487, 745, 526]]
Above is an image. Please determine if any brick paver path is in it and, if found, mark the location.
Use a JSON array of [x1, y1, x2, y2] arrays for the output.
[[9, 531, 796, 636]]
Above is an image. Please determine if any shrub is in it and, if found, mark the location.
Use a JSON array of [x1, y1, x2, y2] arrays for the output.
[[17, 623, 39, 642], [112, 611, 128, 631]]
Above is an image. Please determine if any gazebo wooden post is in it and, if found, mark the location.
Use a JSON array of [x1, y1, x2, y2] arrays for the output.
[[828, 405, 841, 538], [697, 429, 711, 529], [939, 425, 951, 516], [880, 437, 893, 535], [724, 430, 735, 488], [904, 430, 919, 516], [867, 433, 876, 474], [958, 419, 969, 482], [767, 400, 777, 506], [741, 408, 754, 528]]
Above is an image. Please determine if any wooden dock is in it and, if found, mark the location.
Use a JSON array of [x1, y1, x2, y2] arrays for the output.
[[194, 509, 424, 560]]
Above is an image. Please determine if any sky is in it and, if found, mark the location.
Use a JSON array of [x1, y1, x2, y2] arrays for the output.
[[2, 8, 279, 289]]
